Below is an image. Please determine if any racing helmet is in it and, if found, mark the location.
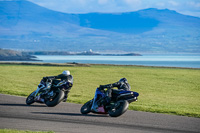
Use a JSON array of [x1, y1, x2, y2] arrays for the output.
[[62, 70, 70, 76], [118, 78, 131, 91], [119, 78, 128, 83]]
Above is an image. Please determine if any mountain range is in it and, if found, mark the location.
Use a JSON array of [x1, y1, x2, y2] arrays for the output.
[[0, 0, 200, 53]]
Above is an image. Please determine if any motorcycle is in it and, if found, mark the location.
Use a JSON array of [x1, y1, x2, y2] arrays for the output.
[[26, 78, 66, 107], [80, 86, 139, 117]]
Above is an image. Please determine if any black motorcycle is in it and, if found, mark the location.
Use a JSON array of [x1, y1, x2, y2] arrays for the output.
[[26, 79, 66, 107], [80, 86, 139, 117]]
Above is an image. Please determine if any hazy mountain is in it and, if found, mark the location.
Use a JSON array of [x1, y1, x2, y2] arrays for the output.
[[0, 0, 200, 53]]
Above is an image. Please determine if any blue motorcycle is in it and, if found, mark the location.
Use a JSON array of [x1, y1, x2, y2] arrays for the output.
[[80, 86, 139, 117]]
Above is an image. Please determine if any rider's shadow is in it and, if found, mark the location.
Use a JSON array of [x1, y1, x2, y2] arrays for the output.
[[0, 103, 46, 107], [32, 112, 108, 117]]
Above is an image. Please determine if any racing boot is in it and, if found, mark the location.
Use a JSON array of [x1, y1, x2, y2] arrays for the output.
[[91, 101, 98, 112], [63, 95, 68, 102], [35, 95, 44, 103]]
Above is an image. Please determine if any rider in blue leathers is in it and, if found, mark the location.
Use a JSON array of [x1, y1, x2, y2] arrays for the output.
[[91, 78, 132, 112]]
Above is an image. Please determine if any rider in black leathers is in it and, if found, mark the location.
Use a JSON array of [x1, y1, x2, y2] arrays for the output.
[[42, 70, 73, 102], [91, 78, 131, 112]]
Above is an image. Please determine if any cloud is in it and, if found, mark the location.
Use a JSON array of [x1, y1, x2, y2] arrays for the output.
[[168, 1, 179, 6], [98, 0, 108, 5], [187, 1, 200, 8], [123, 0, 141, 5], [122, 0, 142, 10]]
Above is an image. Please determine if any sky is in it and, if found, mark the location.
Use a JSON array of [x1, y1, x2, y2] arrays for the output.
[[26, 0, 200, 17]]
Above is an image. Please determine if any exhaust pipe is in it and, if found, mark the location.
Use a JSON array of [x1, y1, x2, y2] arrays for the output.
[[127, 97, 137, 103], [117, 92, 133, 99]]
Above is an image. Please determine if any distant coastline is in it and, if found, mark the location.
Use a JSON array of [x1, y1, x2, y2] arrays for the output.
[[25, 49, 142, 56], [0, 49, 39, 61], [0, 49, 142, 61]]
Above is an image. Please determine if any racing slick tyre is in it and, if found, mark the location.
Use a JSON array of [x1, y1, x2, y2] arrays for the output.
[[26, 91, 36, 105], [45, 89, 65, 107], [108, 100, 129, 117], [80, 100, 93, 114]]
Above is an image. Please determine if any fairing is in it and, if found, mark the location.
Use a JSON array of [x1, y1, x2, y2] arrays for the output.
[[91, 88, 107, 113]]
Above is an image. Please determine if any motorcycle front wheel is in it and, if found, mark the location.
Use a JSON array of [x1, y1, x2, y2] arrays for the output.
[[26, 91, 36, 105], [108, 100, 129, 117], [45, 89, 65, 107], [80, 100, 93, 114]]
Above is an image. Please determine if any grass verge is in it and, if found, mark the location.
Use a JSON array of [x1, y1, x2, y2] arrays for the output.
[[0, 129, 54, 133], [0, 63, 199, 117]]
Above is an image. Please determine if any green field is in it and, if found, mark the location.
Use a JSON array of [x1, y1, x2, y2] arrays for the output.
[[0, 63, 199, 117], [0, 129, 54, 133]]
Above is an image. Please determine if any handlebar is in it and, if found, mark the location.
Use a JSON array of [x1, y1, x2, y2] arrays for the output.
[[99, 84, 113, 90], [42, 77, 53, 83]]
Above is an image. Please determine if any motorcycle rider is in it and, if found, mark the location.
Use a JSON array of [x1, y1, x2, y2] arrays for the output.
[[40, 70, 73, 102], [91, 78, 132, 112]]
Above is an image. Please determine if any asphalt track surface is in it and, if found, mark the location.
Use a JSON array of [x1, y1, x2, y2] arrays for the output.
[[0, 94, 199, 133]]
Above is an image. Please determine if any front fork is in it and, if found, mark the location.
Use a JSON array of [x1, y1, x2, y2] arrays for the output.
[[34, 88, 51, 102], [34, 87, 41, 97]]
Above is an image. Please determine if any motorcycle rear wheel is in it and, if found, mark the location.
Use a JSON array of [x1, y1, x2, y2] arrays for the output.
[[26, 91, 36, 105], [45, 89, 64, 107], [108, 100, 129, 117], [80, 100, 93, 114]]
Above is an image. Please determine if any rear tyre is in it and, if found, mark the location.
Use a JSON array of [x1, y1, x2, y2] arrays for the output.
[[45, 89, 65, 107], [26, 91, 36, 105], [108, 100, 129, 117], [80, 100, 93, 114]]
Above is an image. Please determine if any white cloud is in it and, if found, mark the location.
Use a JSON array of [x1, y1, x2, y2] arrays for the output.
[[98, 0, 108, 5], [187, 1, 200, 8], [123, 0, 142, 9], [156, 2, 165, 7], [168, 1, 179, 6], [123, 0, 141, 5]]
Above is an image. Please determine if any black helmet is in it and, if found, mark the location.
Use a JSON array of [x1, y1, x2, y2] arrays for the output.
[[119, 78, 128, 83], [118, 78, 131, 91]]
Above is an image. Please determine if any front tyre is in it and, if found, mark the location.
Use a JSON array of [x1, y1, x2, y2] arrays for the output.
[[45, 89, 65, 107], [80, 100, 93, 114], [26, 91, 36, 105], [108, 100, 129, 117]]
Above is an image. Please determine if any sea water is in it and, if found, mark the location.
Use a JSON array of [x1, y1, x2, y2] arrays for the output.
[[35, 54, 200, 68]]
